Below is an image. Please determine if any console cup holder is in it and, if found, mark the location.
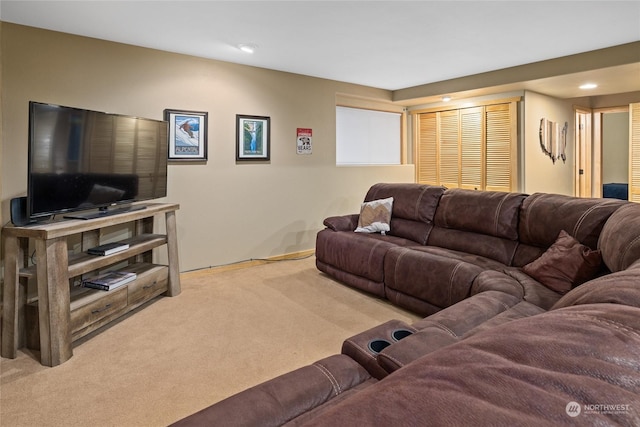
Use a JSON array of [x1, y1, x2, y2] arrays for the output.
[[368, 339, 392, 354], [391, 329, 414, 342]]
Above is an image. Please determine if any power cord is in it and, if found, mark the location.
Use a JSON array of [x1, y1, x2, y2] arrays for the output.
[[184, 252, 315, 274]]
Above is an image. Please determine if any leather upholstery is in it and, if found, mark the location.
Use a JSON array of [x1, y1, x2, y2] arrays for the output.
[[315, 229, 416, 297], [598, 202, 640, 272], [170, 355, 374, 427], [296, 304, 640, 426]]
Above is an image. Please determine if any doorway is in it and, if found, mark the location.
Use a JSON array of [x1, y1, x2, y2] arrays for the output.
[[594, 106, 629, 200], [574, 108, 592, 197], [575, 106, 630, 199]]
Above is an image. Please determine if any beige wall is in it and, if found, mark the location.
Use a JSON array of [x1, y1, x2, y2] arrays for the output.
[[523, 91, 575, 195], [1, 23, 414, 272]]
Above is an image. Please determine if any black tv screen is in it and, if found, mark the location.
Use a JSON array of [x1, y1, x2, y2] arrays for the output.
[[28, 102, 168, 219]]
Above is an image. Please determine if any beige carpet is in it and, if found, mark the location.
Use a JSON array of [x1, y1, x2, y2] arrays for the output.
[[0, 256, 419, 426]]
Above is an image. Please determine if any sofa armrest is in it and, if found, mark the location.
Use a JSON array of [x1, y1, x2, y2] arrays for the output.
[[471, 269, 562, 310], [170, 354, 373, 427], [470, 270, 524, 299], [412, 290, 522, 335], [377, 291, 522, 373], [377, 328, 459, 373], [552, 263, 640, 310], [323, 214, 359, 232]]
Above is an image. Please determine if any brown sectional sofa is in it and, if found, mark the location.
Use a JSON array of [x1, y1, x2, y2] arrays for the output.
[[174, 184, 640, 425], [317, 183, 625, 316]]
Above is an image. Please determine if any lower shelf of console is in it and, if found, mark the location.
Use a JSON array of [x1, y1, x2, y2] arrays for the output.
[[25, 262, 169, 350]]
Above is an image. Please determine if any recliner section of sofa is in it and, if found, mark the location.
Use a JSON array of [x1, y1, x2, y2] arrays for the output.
[[315, 183, 445, 297], [382, 189, 527, 314], [426, 188, 525, 264]]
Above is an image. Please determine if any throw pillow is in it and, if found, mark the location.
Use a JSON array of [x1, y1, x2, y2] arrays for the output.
[[355, 197, 393, 234], [522, 230, 602, 294]]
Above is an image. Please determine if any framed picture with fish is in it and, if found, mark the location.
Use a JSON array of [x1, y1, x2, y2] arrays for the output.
[[236, 114, 270, 161], [165, 109, 208, 161]]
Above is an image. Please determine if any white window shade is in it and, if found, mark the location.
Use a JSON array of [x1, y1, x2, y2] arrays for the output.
[[336, 106, 401, 165]]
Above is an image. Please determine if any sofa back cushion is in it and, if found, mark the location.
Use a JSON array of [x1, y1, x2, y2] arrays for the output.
[[433, 189, 526, 239], [598, 202, 640, 272], [427, 189, 526, 264], [364, 183, 445, 244], [513, 193, 625, 266], [365, 183, 445, 222]]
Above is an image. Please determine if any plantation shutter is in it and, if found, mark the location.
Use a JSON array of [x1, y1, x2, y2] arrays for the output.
[[460, 107, 484, 189], [439, 110, 460, 189], [630, 102, 640, 202], [417, 112, 438, 185], [485, 103, 515, 192], [414, 98, 517, 191]]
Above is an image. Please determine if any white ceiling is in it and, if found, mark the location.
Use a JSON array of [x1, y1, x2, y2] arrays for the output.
[[2, 1, 639, 99]]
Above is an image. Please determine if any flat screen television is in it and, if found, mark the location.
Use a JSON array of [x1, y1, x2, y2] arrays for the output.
[[28, 101, 168, 220]]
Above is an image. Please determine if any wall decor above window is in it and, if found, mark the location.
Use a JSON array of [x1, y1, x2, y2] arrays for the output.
[[165, 109, 208, 161], [539, 118, 567, 164]]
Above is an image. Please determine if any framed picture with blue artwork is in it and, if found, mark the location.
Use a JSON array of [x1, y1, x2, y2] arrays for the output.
[[164, 109, 208, 161], [236, 114, 270, 161]]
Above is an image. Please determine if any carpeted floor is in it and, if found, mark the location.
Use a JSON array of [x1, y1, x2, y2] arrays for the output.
[[0, 256, 419, 426]]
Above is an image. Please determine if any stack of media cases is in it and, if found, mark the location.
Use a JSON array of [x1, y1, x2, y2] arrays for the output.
[[84, 242, 135, 290], [87, 242, 130, 256], [82, 271, 137, 291]]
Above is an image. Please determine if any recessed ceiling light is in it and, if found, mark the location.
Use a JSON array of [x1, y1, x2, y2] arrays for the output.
[[442, 96, 452, 102], [238, 44, 257, 54], [579, 83, 598, 90]]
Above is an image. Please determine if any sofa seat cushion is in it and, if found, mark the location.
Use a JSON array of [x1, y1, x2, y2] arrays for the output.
[[315, 229, 416, 297], [384, 246, 502, 314], [471, 268, 563, 310], [171, 354, 375, 427], [295, 304, 640, 426]]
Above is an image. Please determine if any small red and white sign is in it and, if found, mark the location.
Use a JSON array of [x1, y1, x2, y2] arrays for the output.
[[296, 128, 312, 155]]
